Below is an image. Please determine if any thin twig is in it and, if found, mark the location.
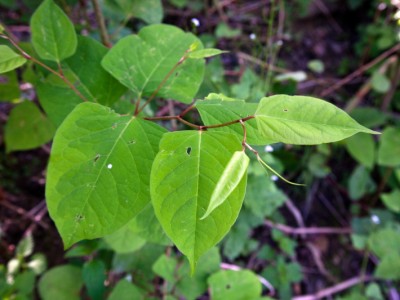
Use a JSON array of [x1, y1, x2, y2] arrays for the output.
[[237, 51, 290, 73], [321, 43, 400, 97], [0, 33, 89, 102], [220, 263, 275, 295], [91, 0, 111, 47], [292, 275, 372, 300], [264, 219, 351, 235]]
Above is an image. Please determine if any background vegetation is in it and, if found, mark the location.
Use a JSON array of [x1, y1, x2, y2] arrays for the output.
[[1, 0, 400, 299]]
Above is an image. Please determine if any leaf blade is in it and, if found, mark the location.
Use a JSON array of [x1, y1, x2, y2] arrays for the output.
[[102, 24, 204, 104], [30, 0, 77, 62], [150, 131, 246, 271], [46, 102, 166, 248], [0, 45, 27, 74], [254, 95, 379, 145]]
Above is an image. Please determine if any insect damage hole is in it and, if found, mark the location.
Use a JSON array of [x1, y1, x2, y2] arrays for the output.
[[186, 147, 192, 155], [283, 108, 288, 112]]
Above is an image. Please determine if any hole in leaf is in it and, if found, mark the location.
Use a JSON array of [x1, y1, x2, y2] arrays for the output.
[[128, 140, 136, 145], [75, 214, 85, 222], [94, 154, 100, 163], [175, 72, 179, 77], [186, 147, 192, 155], [226, 284, 231, 289], [112, 123, 117, 129], [283, 108, 288, 112]]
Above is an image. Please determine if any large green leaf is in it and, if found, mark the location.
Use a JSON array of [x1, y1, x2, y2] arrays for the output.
[[378, 127, 400, 167], [38, 265, 83, 300], [46, 102, 166, 248], [150, 130, 246, 271], [64, 36, 127, 106], [5, 101, 56, 152], [30, 0, 77, 62], [0, 45, 27, 74], [254, 95, 378, 145], [195, 93, 275, 145], [208, 270, 262, 300], [102, 24, 204, 104]]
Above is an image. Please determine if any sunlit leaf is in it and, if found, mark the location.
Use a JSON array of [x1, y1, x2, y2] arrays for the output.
[[0, 45, 27, 74]]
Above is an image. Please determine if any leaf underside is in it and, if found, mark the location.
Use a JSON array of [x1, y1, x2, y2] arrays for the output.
[[46, 102, 166, 248]]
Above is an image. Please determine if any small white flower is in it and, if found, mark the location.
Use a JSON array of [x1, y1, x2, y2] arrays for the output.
[[265, 145, 274, 152], [191, 18, 200, 27], [249, 33, 256, 40], [371, 215, 380, 224]]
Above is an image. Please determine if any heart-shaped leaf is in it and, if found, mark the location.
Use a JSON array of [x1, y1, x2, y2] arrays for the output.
[[150, 130, 246, 271], [46, 102, 166, 248], [102, 24, 204, 104]]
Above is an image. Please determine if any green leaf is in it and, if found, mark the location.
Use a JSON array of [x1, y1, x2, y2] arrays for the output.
[[195, 93, 275, 145], [104, 219, 146, 254], [5, 101, 56, 152], [381, 189, 400, 213], [109, 0, 163, 24], [378, 127, 400, 167], [150, 131, 246, 271], [36, 73, 83, 127], [345, 133, 375, 169], [26, 253, 47, 275], [0, 45, 27, 74], [0, 71, 20, 102], [254, 95, 378, 145], [350, 107, 388, 128], [348, 165, 376, 200], [208, 270, 262, 300], [64, 36, 127, 106], [38, 265, 83, 300], [108, 280, 145, 300], [368, 228, 400, 258], [128, 203, 171, 245], [201, 151, 249, 219], [30, 0, 77, 62], [371, 71, 390, 93], [16, 234, 34, 258], [308, 59, 324, 73], [375, 253, 400, 280], [82, 260, 106, 300], [102, 24, 204, 104], [152, 254, 178, 283], [215, 23, 241, 38], [13, 270, 36, 296], [45, 102, 166, 248], [188, 48, 228, 59], [175, 247, 221, 299]]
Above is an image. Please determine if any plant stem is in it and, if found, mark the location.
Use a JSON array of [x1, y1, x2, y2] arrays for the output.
[[145, 115, 254, 131], [0, 33, 89, 102], [136, 54, 188, 115], [91, 0, 111, 47]]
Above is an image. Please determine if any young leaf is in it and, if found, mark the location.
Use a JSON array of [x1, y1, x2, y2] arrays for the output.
[[5, 101, 56, 153], [254, 95, 379, 145], [64, 36, 127, 106], [82, 260, 106, 300], [30, 0, 77, 62], [201, 151, 249, 219], [102, 24, 204, 104], [0, 45, 27, 74], [150, 131, 246, 272], [196, 93, 275, 145], [188, 48, 228, 59], [46, 102, 166, 248]]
